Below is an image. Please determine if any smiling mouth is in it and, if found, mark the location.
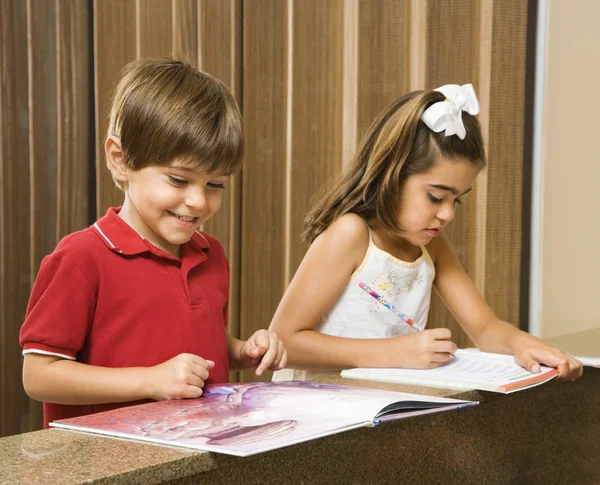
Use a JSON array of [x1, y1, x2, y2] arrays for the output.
[[168, 211, 199, 223]]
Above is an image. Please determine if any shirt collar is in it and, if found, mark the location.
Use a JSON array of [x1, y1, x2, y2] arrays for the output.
[[92, 207, 210, 259]]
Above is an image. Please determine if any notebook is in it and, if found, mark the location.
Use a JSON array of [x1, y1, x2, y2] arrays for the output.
[[341, 349, 558, 393]]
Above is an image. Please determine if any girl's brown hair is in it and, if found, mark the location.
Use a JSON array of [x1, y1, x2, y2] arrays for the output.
[[303, 90, 486, 243], [108, 58, 243, 189]]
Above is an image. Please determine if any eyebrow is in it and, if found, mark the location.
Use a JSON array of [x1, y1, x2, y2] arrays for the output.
[[169, 165, 197, 173], [428, 184, 473, 196]]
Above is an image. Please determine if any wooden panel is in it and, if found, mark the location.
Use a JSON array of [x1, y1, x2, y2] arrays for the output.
[[94, 0, 137, 215], [172, 0, 198, 63], [288, 0, 345, 274], [484, 0, 527, 326], [28, 0, 58, 276], [27, 0, 60, 431], [136, 0, 172, 59], [422, 0, 482, 347], [240, 0, 288, 382], [425, 0, 480, 87], [0, 0, 31, 438], [198, 0, 243, 380], [199, 0, 240, 260], [56, 0, 90, 237], [356, 0, 410, 140]]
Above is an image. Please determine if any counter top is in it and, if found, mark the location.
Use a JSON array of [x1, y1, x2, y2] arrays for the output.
[[2, 329, 598, 484], [1, 382, 466, 485]]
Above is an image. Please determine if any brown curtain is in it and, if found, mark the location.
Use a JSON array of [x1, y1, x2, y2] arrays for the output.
[[0, 0, 528, 437]]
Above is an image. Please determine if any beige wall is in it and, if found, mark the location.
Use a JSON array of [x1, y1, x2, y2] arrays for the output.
[[538, 0, 600, 338]]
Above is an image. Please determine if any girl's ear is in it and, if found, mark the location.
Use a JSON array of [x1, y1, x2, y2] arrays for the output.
[[105, 136, 128, 183]]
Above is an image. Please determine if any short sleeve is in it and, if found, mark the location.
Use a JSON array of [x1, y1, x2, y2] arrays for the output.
[[20, 252, 97, 360]]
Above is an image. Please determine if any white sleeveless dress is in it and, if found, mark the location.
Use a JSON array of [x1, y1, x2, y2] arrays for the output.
[[273, 230, 436, 381]]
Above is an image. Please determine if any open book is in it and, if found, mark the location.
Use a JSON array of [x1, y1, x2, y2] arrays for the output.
[[50, 381, 476, 457], [341, 349, 559, 393]]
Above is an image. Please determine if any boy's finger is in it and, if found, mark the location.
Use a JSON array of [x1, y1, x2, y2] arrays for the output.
[[186, 373, 205, 388], [268, 343, 283, 370], [278, 348, 288, 369], [191, 356, 214, 369], [255, 334, 278, 376], [182, 385, 204, 399], [191, 362, 210, 381], [273, 342, 286, 369], [253, 330, 271, 352], [245, 342, 262, 360]]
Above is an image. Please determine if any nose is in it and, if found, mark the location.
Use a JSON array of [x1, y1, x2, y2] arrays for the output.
[[184, 188, 208, 212], [437, 202, 455, 223]]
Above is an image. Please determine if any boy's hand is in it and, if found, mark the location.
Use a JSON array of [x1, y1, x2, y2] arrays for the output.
[[513, 339, 582, 381], [240, 330, 287, 376], [147, 353, 215, 400], [390, 328, 457, 369]]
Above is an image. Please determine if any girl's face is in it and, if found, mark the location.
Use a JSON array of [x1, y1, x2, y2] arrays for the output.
[[117, 159, 228, 257], [396, 156, 481, 246]]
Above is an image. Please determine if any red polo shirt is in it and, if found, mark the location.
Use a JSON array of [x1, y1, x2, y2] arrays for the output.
[[20, 207, 230, 427]]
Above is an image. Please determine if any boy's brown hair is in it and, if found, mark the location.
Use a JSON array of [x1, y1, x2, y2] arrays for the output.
[[107, 58, 243, 190], [303, 90, 486, 243]]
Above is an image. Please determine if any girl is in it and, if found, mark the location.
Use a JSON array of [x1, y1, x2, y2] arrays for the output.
[[269, 84, 581, 381]]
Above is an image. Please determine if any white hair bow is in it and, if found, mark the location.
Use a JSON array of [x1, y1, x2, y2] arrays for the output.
[[421, 83, 480, 140]]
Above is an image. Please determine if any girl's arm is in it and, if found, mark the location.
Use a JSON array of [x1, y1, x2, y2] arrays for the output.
[[269, 214, 456, 369], [22, 352, 214, 404], [429, 234, 582, 380]]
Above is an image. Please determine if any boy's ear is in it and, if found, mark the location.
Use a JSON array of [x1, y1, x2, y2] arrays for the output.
[[105, 136, 128, 183]]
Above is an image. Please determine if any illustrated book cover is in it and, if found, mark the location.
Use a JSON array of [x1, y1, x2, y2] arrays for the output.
[[50, 381, 477, 457]]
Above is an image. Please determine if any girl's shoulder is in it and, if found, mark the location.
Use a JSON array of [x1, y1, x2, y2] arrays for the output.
[[325, 213, 371, 248], [315, 213, 371, 269], [328, 212, 370, 236]]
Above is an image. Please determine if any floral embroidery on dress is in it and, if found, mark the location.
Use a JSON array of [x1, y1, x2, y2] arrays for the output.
[[406, 272, 424, 290], [361, 269, 425, 313], [361, 271, 401, 312]]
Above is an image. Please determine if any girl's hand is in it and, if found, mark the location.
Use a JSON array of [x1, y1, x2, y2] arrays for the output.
[[146, 353, 215, 400], [513, 339, 582, 381], [240, 330, 287, 376], [390, 328, 457, 369]]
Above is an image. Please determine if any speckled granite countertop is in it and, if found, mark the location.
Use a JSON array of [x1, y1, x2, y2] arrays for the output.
[[1, 328, 598, 485], [0, 382, 464, 485]]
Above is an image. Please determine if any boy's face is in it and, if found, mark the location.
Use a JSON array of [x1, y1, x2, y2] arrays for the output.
[[118, 159, 228, 257]]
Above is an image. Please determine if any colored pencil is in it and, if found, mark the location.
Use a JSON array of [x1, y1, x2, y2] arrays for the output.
[[358, 282, 420, 331]]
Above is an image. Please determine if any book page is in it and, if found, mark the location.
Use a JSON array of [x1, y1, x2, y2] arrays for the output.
[[341, 349, 558, 393], [256, 382, 470, 422]]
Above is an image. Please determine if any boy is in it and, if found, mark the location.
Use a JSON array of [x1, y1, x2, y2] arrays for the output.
[[20, 58, 286, 428]]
